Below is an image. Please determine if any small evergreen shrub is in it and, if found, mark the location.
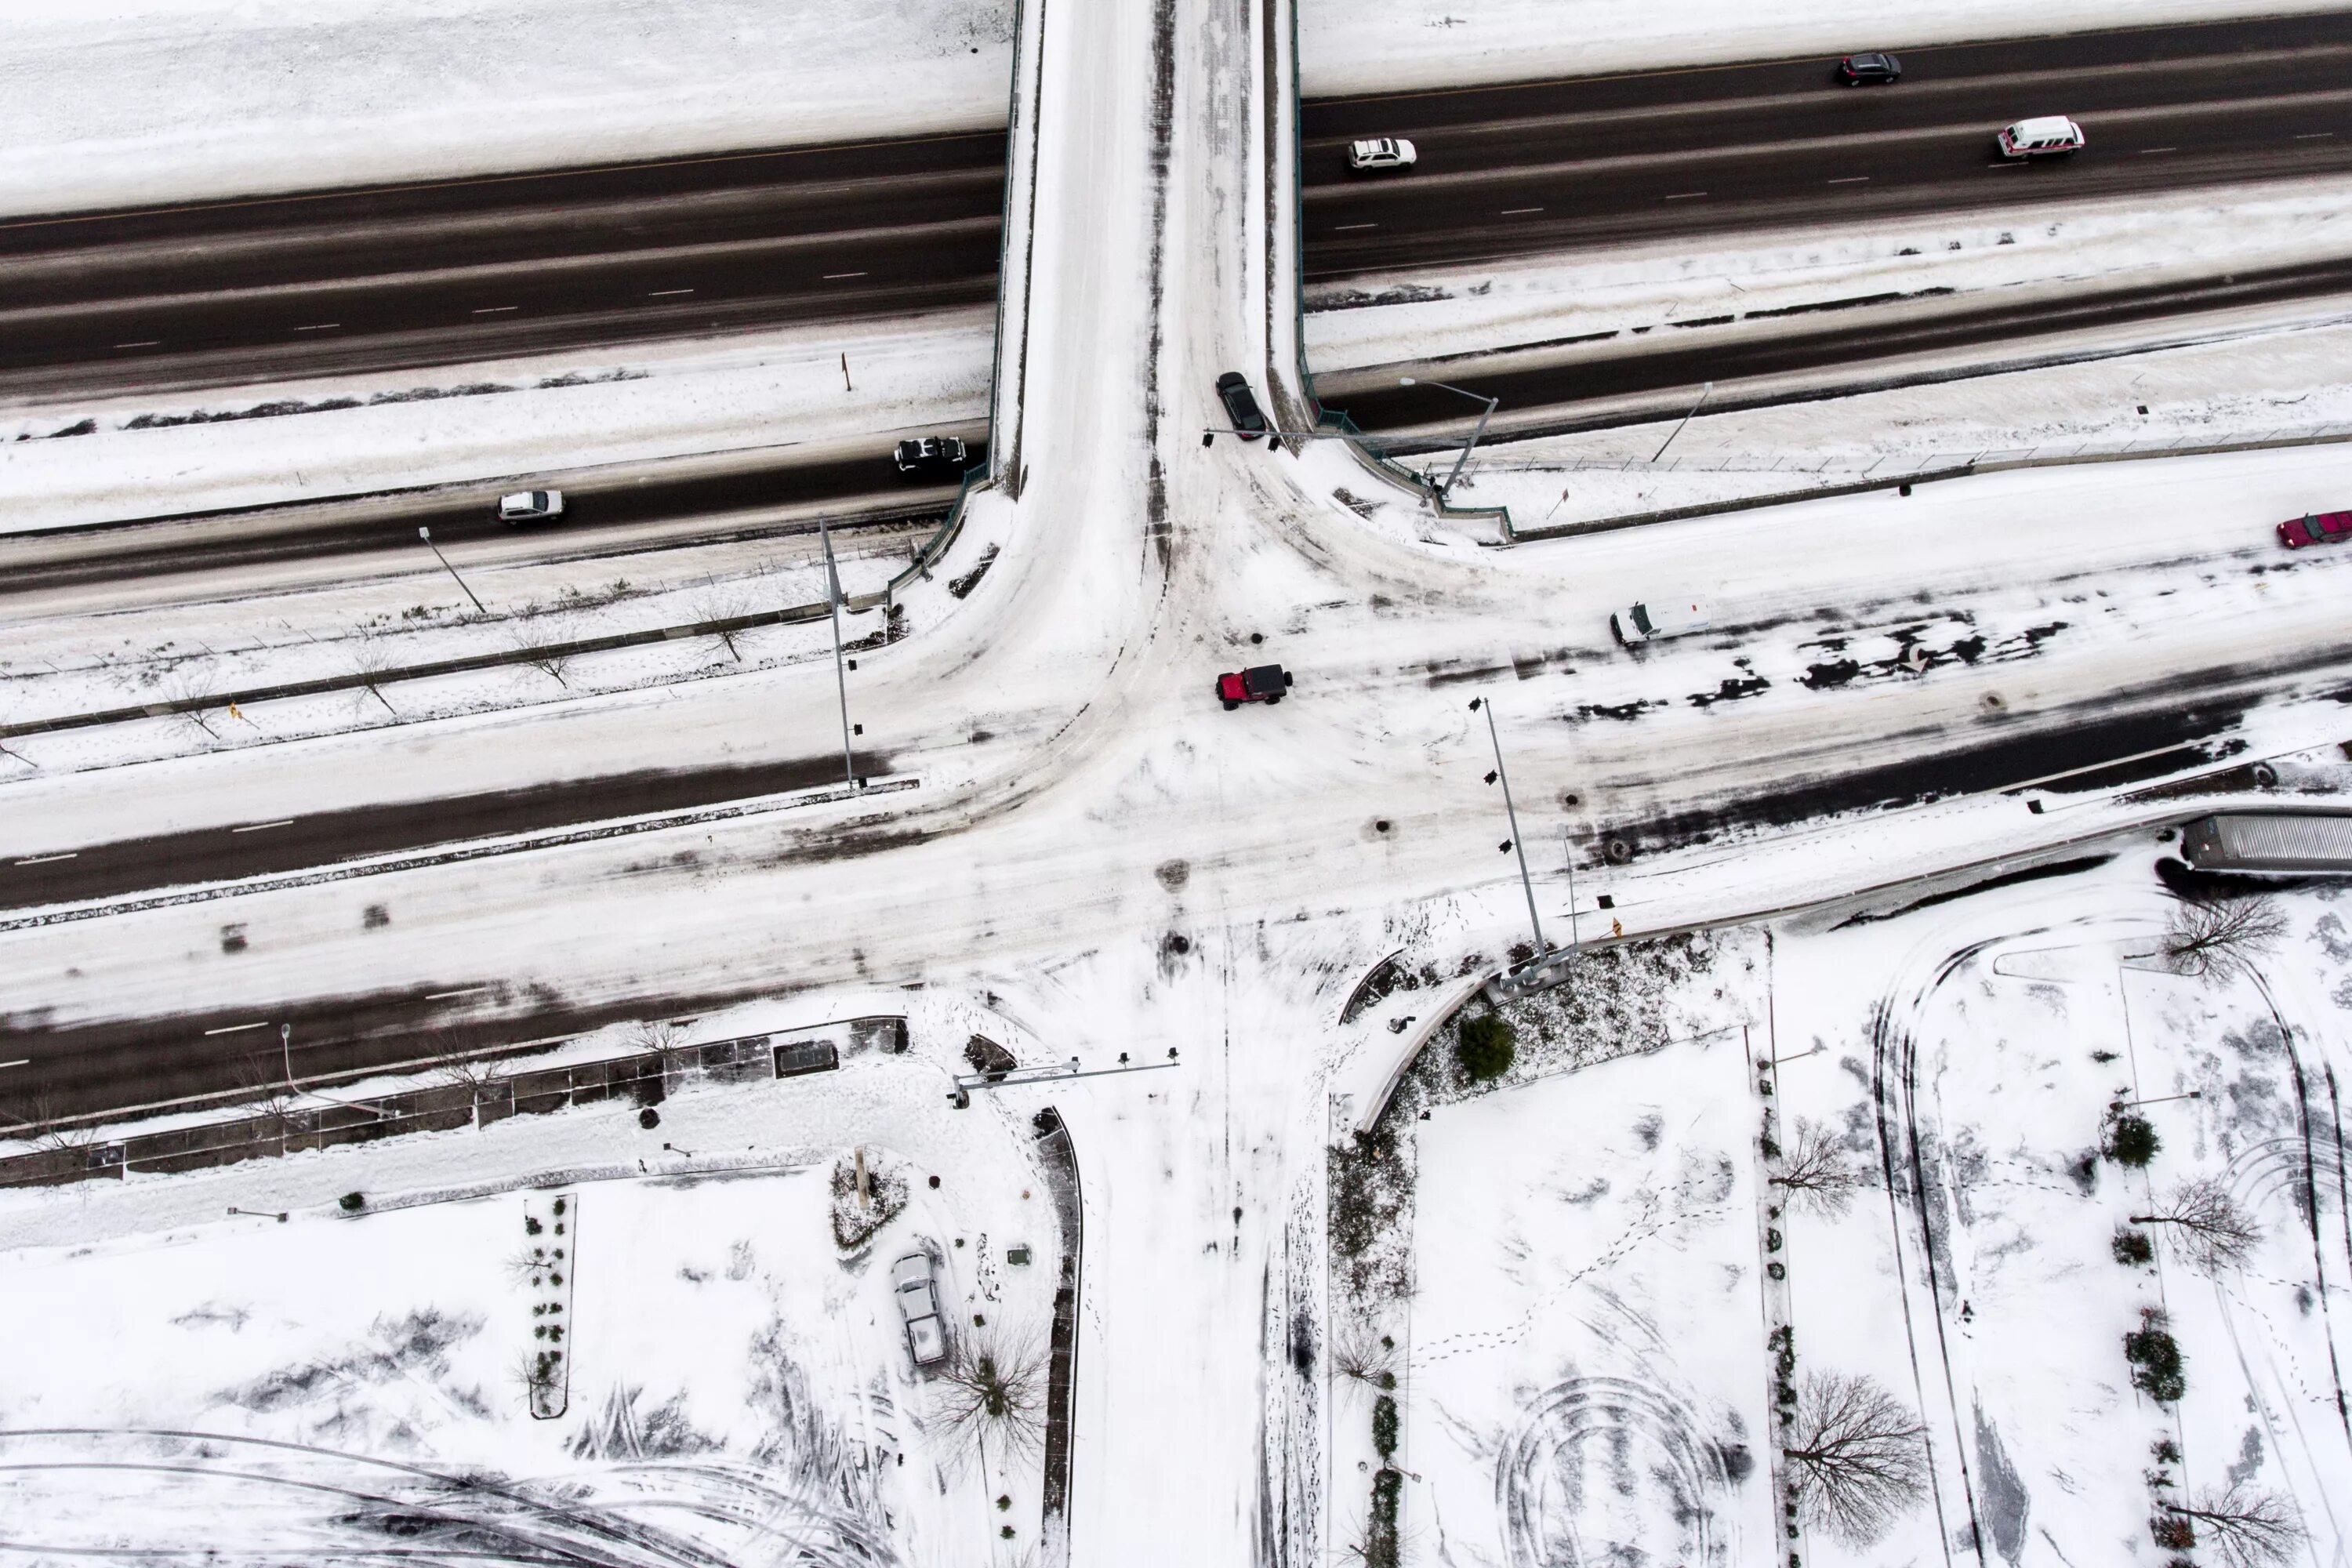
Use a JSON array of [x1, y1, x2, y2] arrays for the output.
[[1455, 1014, 1517, 1082], [2112, 1228, 2154, 1265], [2124, 1308, 2187, 1403], [1372, 1394, 1398, 1460], [2107, 1113, 2161, 1168], [338, 1192, 365, 1213]]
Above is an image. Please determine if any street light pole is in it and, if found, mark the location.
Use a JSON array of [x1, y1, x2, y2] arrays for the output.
[[417, 527, 488, 615], [1399, 377, 1500, 502], [1469, 696, 1545, 959], [818, 516, 858, 791]]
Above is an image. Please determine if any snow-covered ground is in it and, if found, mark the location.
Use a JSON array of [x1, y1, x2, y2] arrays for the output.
[[1297, 0, 2352, 96], [1338, 848, 2352, 1567], [0, 312, 990, 533], [0, 989, 1068, 1566], [0, 0, 1018, 218]]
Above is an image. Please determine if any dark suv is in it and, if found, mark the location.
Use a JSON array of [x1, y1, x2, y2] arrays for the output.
[[1216, 372, 1268, 440], [1838, 52, 1901, 85], [894, 436, 968, 474]]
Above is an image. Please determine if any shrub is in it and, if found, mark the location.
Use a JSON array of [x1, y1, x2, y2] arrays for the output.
[[2125, 1308, 2187, 1403], [338, 1192, 366, 1213], [2113, 1228, 2154, 1265], [1372, 1394, 1398, 1460], [2107, 1114, 2161, 1168], [1455, 1014, 1517, 1082], [524, 1216, 542, 1235], [2151, 1514, 2196, 1551]]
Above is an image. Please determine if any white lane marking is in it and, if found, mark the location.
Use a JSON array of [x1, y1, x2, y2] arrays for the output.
[[1500, 205, 1544, 215], [203, 1022, 268, 1036], [292, 322, 339, 332], [2298, 131, 2336, 139], [472, 305, 518, 314], [0, 1059, 27, 1070], [13, 852, 78, 866], [230, 819, 296, 833], [1986, 160, 2026, 167], [2138, 146, 2177, 154], [1334, 222, 1378, 230], [647, 288, 695, 297], [114, 339, 160, 349], [822, 271, 869, 279], [1662, 191, 1708, 200], [1826, 175, 1870, 184], [426, 986, 492, 1000]]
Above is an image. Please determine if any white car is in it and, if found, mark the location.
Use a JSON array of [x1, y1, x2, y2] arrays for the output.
[[1610, 598, 1711, 645], [892, 1251, 947, 1367], [1346, 137, 1417, 172], [1995, 116, 2084, 158], [496, 488, 564, 524]]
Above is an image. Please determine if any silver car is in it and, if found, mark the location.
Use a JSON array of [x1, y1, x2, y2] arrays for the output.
[[496, 489, 564, 524], [892, 1251, 947, 1367], [1347, 137, 1417, 172]]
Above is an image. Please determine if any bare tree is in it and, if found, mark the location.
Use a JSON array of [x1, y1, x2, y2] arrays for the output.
[[512, 1348, 565, 1416], [2163, 894, 2288, 983], [1, 1083, 95, 1153], [1769, 1119, 1865, 1216], [232, 1054, 300, 1147], [2132, 1176, 2263, 1275], [932, 1326, 1047, 1470], [1782, 1370, 1929, 1546], [691, 580, 755, 662], [163, 669, 223, 739], [2163, 1483, 2305, 1568], [347, 630, 400, 716], [434, 1056, 510, 1122], [1330, 1324, 1398, 1392], [630, 1019, 693, 1087]]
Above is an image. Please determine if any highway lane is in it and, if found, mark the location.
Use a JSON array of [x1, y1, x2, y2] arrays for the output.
[[1301, 12, 2352, 277], [1313, 252, 2352, 437], [0, 130, 1007, 401], [0, 438, 978, 600], [16, 18, 2352, 407]]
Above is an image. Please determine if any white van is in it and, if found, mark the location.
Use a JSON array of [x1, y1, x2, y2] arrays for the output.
[[1610, 598, 1711, 644], [1996, 117, 2084, 158]]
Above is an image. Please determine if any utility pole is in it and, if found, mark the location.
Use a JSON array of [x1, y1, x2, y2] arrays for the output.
[[1399, 377, 1500, 502], [819, 517, 858, 790], [1469, 696, 1545, 959], [417, 527, 487, 615], [1651, 380, 1714, 463]]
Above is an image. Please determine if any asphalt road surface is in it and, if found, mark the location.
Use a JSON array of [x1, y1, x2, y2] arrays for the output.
[[0, 441, 977, 598], [0, 130, 1007, 402], [17, 17, 2352, 405], [1314, 252, 2352, 437], [1301, 12, 2352, 278]]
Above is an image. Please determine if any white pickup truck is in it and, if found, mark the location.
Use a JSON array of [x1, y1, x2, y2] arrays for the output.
[[1610, 597, 1711, 644], [893, 1252, 948, 1367]]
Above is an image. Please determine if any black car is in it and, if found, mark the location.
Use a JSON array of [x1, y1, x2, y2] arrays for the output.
[[1216, 372, 1268, 441], [894, 436, 968, 474], [1838, 52, 1900, 85]]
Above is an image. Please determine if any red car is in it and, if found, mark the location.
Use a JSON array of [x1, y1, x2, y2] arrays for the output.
[[1216, 664, 1293, 710], [2278, 510, 2352, 548]]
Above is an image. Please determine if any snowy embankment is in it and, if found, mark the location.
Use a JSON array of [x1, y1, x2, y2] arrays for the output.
[[1304, 180, 2352, 528], [0, 314, 992, 534], [1298, 0, 2352, 95], [0, 0, 1018, 219]]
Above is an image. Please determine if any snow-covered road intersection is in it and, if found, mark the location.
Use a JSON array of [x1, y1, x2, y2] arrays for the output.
[[7, 2, 2352, 1565]]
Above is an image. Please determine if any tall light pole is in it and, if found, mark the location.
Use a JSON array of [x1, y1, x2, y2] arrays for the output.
[[818, 517, 858, 791], [1468, 696, 1545, 960], [1399, 376, 1499, 502], [417, 527, 487, 615]]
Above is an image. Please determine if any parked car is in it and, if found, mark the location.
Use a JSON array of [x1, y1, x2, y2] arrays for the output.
[[1995, 116, 2085, 158], [894, 436, 968, 475], [2277, 510, 2352, 548], [496, 489, 564, 524], [892, 1252, 947, 1367], [1216, 664, 1293, 709], [1610, 598, 1711, 644], [1215, 372, 1268, 440], [1837, 52, 1901, 85], [1347, 136, 1417, 172]]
